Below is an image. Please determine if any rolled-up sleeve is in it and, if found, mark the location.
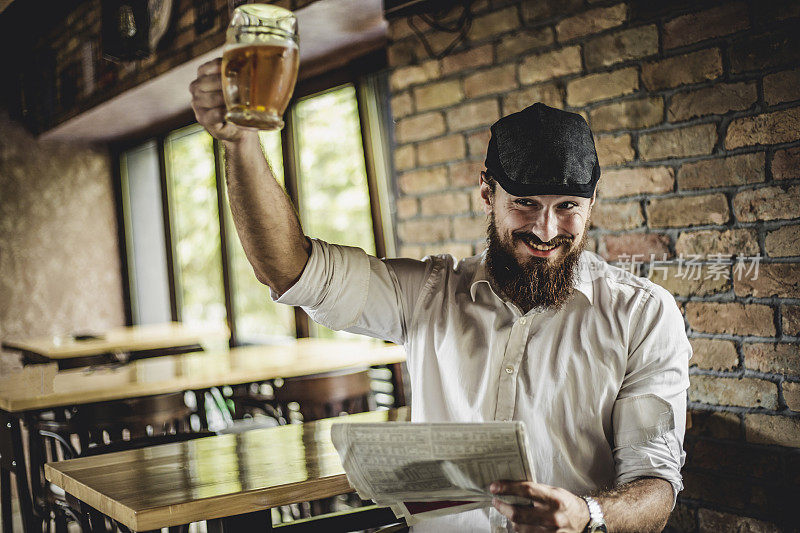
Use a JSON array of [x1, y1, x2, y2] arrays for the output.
[[612, 285, 692, 504], [273, 238, 432, 345]]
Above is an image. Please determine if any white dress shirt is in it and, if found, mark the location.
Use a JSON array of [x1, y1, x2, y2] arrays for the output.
[[275, 239, 691, 532]]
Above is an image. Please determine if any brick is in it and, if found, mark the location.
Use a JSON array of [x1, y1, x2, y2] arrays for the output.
[[681, 471, 751, 510], [663, 3, 750, 49], [590, 97, 663, 132], [433, 242, 474, 260], [685, 302, 775, 336], [566, 68, 638, 107], [669, 82, 757, 122], [783, 305, 800, 336], [464, 65, 518, 98], [647, 194, 729, 228], [650, 264, 731, 297], [746, 413, 800, 447], [521, 0, 583, 22], [394, 145, 415, 171], [642, 49, 723, 90], [785, 382, 800, 412], [599, 166, 673, 198], [449, 160, 484, 188], [390, 92, 413, 119], [689, 338, 739, 371], [595, 134, 634, 167], [414, 80, 464, 112], [731, 26, 800, 74], [765, 225, 800, 257], [468, 7, 520, 41], [698, 509, 782, 532], [388, 19, 415, 41], [602, 233, 671, 262], [446, 100, 500, 132], [417, 135, 466, 166], [453, 215, 487, 240], [590, 200, 643, 230], [466, 130, 491, 158], [772, 146, 800, 181], [764, 68, 800, 105], [398, 166, 448, 194], [735, 263, 800, 299], [675, 228, 759, 257], [399, 244, 424, 258], [440, 45, 493, 76], [395, 113, 446, 145], [733, 184, 800, 222], [389, 61, 441, 91], [726, 107, 800, 149], [752, 0, 800, 26], [496, 27, 554, 61], [555, 3, 627, 42], [396, 196, 418, 219], [397, 218, 451, 243], [502, 83, 563, 115], [677, 153, 765, 190], [665, 504, 696, 533], [639, 124, 717, 161], [519, 46, 582, 85], [584, 25, 659, 69], [690, 375, 778, 409], [686, 409, 742, 439], [744, 343, 799, 375], [420, 192, 471, 216]]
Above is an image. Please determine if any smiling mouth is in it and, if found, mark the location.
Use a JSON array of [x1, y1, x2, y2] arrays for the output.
[[518, 234, 571, 252]]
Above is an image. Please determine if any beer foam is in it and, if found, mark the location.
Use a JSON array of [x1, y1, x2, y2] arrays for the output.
[[224, 34, 298, 49]]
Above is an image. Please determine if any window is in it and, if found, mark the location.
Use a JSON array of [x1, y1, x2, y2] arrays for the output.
[[118, 74, 395, 346]]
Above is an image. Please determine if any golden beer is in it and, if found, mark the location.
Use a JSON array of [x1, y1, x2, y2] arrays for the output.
[[222, 5, 299, 130]]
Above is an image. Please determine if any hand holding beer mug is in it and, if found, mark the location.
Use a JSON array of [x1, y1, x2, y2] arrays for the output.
[[222, 4, 299, 130]]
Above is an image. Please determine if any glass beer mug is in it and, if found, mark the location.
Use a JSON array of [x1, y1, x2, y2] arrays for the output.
[[222, 4, 299, 130]]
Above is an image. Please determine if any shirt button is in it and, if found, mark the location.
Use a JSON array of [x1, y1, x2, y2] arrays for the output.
[[505, 365, 514, 374], [519, 317, 527, 325]]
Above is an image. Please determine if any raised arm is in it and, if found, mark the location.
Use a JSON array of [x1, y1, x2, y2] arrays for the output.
[[189, 58, 310, 294]]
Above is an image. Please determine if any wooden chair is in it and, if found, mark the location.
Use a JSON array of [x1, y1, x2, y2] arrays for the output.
[[272, 369, 374, 424]]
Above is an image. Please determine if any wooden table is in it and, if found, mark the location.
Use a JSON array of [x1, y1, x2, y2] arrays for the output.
[[1, 322, 230, 368], [0, 339, 405, 412], [45, 408, 410, 532], [0, 339, 406, 532]]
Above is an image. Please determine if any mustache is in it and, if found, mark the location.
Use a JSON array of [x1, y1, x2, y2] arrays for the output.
[[511, 231, 573, 247]]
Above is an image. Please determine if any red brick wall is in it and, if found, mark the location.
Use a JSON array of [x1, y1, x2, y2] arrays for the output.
[[386, 0, 799, 530]]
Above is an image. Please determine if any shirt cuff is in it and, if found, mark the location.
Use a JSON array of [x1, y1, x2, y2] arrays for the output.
[[272, 238, 371, 331]]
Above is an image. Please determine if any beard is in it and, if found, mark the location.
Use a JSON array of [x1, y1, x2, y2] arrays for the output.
[[485, 213, 588, 314]]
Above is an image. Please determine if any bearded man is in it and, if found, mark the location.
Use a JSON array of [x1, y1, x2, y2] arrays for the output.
[[190, 59, 691, 533]]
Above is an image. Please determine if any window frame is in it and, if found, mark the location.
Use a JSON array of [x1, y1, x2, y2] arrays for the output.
[[113, 59, 395, 346]]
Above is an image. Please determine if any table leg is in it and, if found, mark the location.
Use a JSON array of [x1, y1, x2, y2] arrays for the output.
[[207, 509, 272, 532], [1, 468, 11, 533], [0, 409, 40, 533]]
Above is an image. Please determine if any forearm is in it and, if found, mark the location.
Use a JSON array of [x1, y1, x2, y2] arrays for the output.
[[222, 131, 311, 294], [592, 477, 674, 533]]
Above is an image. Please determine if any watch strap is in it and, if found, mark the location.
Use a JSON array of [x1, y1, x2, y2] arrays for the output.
[[581, 496, 607, 532]]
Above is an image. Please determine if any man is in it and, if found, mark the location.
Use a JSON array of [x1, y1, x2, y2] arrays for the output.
[[190, 58, 690, 533]]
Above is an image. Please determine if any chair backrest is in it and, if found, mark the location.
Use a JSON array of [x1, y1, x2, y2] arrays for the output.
[[273, 369, 374, 422], [72, 391, 193, 447]]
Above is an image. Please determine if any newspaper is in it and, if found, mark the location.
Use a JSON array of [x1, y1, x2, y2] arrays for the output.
[[330, 420, 535, 525]]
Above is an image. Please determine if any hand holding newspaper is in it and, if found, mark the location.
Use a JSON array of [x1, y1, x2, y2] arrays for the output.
[[331, 420, 536, 525]]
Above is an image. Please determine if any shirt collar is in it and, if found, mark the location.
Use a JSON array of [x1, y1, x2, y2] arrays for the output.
[[469, 251, 595, 306]]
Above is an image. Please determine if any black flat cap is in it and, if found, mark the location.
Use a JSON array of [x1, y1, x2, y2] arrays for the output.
[[484, 103, 600, 198]]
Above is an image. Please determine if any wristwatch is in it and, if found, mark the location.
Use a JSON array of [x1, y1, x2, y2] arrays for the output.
[[581, 496, 608, 532]]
